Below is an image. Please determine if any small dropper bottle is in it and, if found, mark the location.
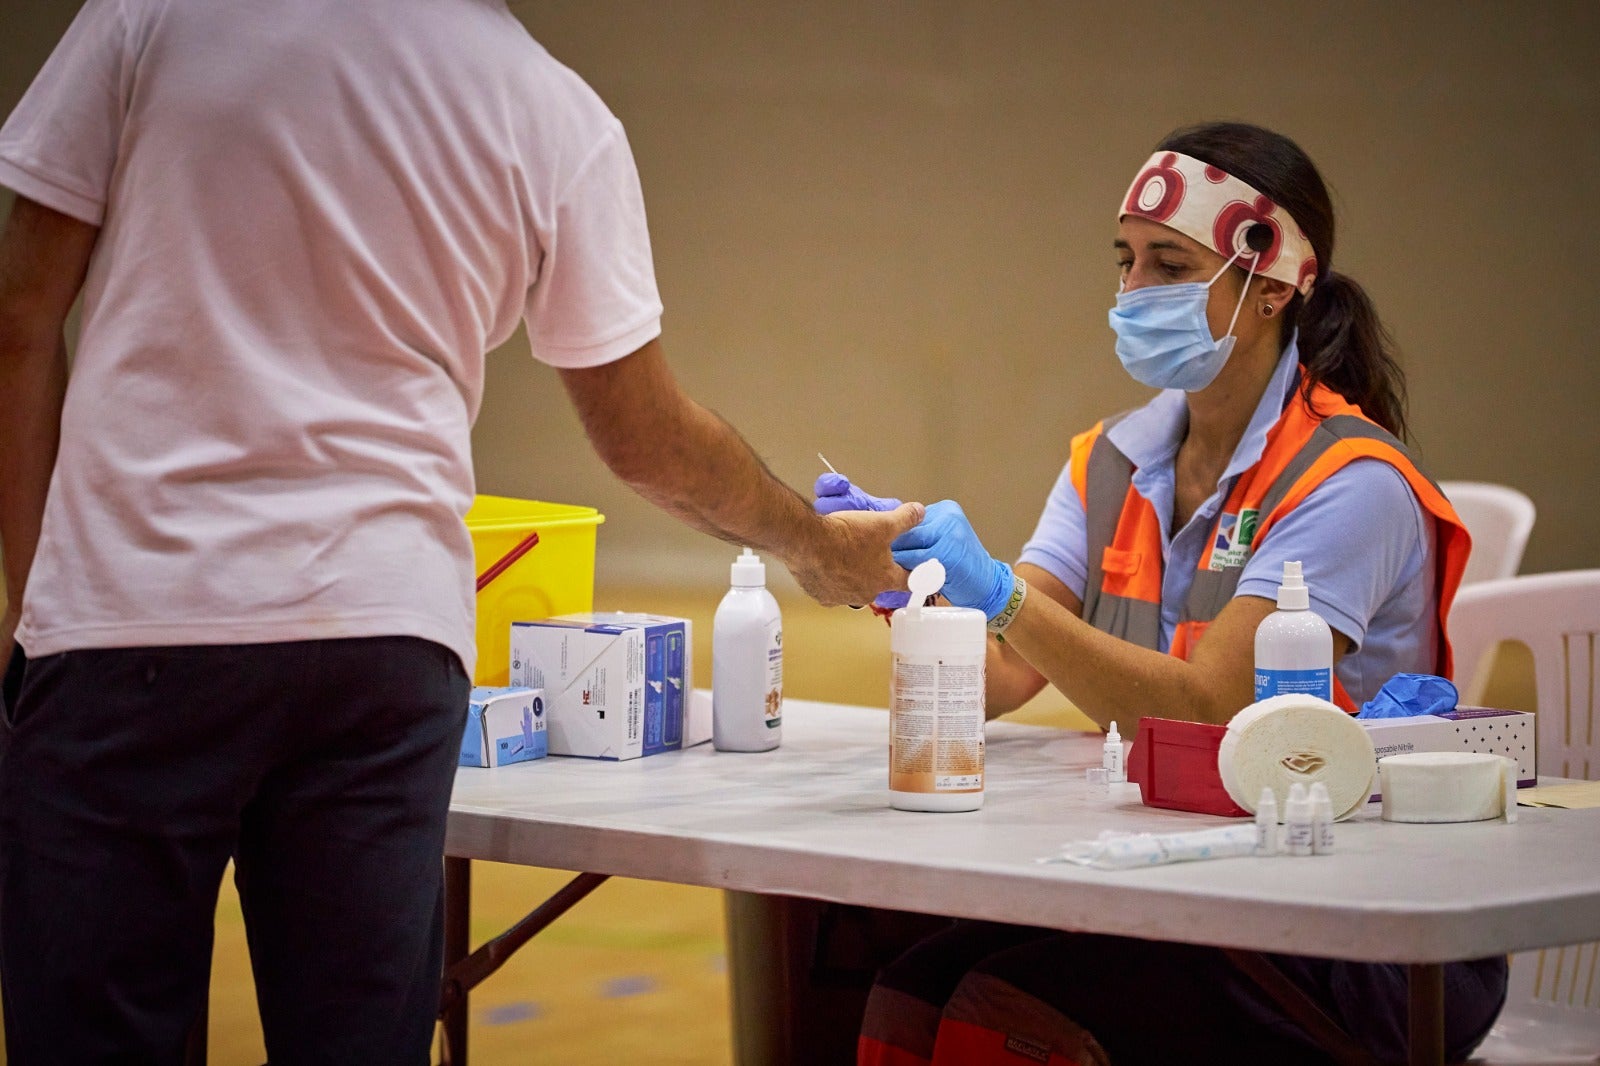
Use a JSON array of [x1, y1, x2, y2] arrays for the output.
[[1310, 782, 1335, 855], [1102, 721, 1125, 783], [1255, 787, 1279, 856], [1284, 782, 1314, 856]]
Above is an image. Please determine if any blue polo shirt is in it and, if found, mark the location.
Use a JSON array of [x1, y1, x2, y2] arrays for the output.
[[1018, 338, 1437, 705]]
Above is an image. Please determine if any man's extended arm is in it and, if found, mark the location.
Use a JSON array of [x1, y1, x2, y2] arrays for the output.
[[0, 196, 98, 649], [559, 338, 921, 606]]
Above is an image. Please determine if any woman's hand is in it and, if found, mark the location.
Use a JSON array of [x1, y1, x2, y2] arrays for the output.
[[812, 472, 903, 515], [890, 500, 1014, 620]]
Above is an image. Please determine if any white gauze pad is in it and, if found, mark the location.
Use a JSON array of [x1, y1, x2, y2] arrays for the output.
[[1217, 694, 1376, 821], [1378, 752, 1510, 823]]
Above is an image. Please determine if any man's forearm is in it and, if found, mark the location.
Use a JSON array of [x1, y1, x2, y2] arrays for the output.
[[560, 339, 920, 606], [0, 197, 99, 614], [0, 331, 67, 604], [606, 393, 825, 562]]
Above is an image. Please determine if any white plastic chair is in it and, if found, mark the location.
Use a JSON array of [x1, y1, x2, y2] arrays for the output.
[[1451, 570, 1600, 1064], [1443, 481, 1537, 586], [1450, 570, 1600, 779]]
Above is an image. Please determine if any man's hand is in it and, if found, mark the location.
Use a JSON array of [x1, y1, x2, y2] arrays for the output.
[[786, 502, 925, 607], [1, 600, 19, 658], [812, 472, 914, 609]]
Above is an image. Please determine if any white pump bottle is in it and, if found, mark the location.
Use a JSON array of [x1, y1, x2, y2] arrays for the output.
[[713, 548, 783, 752], [1253, 560, 1334, 703]]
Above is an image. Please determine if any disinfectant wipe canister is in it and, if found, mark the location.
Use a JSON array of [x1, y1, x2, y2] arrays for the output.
[[889, 561, 985, 812], [713, 548, 783, 752], [1253, 560, 1333, 702]]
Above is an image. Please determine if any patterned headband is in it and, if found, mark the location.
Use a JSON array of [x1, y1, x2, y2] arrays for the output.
[[1120, 151, 1318, 295]]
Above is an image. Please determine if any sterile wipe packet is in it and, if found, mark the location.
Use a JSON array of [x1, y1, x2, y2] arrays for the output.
[[1042, 825, 1260, 870]]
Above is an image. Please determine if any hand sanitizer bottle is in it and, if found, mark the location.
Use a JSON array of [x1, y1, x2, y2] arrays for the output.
[[1253, 560, 1333, 703], [713, 548, 783, 752]]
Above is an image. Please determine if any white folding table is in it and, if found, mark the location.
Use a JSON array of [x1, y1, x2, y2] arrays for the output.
[[441, 698, 1600, 1065]]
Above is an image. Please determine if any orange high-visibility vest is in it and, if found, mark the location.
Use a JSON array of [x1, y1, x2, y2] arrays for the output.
[[1069, 375, 1471, 713]]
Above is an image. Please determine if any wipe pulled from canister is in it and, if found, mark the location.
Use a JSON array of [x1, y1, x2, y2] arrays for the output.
[[1217, 694, 1375, 821]]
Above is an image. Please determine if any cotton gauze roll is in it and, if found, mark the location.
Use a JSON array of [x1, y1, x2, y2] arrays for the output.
[[1217, 695, 1375, 820], [1379, 752, 1509, 823]]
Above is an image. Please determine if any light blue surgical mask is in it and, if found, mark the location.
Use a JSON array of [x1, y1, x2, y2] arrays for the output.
[[1108, 249, 1257, 392]]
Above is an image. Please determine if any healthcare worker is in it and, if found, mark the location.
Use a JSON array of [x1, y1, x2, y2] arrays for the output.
[[0, 2, 920, 1062], [827, 123, 1504, 1064]]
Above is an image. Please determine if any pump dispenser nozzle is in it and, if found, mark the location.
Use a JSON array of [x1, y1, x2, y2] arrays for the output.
[[1276, 560, 1310, 610], [730, 548, 766, 588]]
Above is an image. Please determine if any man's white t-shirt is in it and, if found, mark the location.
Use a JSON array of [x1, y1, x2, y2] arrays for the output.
[[0, 0, 663, 674]]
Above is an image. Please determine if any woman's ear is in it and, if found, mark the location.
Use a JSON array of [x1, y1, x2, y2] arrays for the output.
[[1252, 277, 1296, 319]]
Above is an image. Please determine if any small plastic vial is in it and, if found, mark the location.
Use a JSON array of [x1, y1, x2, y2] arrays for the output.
[[712, 548, 783, 752], [1284, 783, 1314, 856], [1254, 786, 1279, 856], [1102, 720, 1126, 784], [1310, 782, 1335, 855], [1085, 766, 1110, 797], [1254, 561, 1334, 703]]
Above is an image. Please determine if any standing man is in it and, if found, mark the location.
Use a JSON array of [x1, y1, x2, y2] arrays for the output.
[[0, 2, 919, 1062]]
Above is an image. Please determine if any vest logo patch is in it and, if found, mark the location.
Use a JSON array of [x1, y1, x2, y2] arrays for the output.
[[1210, 508, 1258, 570], [1003, 1034, 1053, 1063]]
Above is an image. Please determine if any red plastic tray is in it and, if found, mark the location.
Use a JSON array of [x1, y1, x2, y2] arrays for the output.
[[1125, 716, 1249, 817]]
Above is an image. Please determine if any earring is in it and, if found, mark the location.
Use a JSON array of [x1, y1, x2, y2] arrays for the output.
[[1261, 303, 1275, 318]]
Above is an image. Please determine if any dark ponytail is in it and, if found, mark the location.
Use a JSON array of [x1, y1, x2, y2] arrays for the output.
[[1155, 122, 1410, 441], [1295, 271, 1407, 440]]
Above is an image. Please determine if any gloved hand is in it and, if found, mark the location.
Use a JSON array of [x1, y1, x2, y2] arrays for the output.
[[813, 473, 910, 609], [890, 500, 1014, 620], [813, 472, 903, 515]]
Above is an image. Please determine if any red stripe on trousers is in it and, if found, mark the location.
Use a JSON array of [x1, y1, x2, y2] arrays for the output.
[[930, 1018, 1086, 1066], [858, 1033, 933, 1066]]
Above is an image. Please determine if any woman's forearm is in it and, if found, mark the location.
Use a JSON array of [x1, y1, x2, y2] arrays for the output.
[[1000, 589, 1275, 729]]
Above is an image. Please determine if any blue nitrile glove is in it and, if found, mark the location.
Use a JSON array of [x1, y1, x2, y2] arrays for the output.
[[890, 500, 1014, 620], [813, 472, 911, 609], [813, 472, 904, 515], [1356, 673, 1459, 719]]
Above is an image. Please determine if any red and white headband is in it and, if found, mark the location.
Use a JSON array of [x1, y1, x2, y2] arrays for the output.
[[1120, 151, 1319, 295]]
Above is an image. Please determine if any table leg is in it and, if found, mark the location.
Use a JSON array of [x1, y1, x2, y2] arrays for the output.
[[441, 856, 471, 1066], [724, 891, 800, 1066], [1408, 962, 1444, 1066]]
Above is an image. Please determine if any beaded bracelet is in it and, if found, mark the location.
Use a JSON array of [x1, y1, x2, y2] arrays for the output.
[[987, 573, 1028, 640]]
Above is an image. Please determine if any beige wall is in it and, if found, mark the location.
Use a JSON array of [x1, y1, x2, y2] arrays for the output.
[[7, 1, 1598, 598]]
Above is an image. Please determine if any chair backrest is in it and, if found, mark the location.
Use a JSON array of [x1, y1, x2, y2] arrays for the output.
[[1442, 481, 1537, 586], [1457, 571, 1600, 1064], [1449, 570, 1600, 781]]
